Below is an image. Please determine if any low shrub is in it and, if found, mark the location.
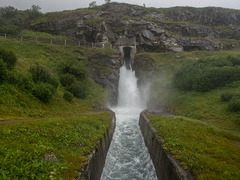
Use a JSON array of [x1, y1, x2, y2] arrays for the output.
[[30, 64, 50, 83], [63, 91, 73, 102], [58, 59, 87, 81], [6, 70, 34, 91], [66, 83, 87, 99], [47, 76, 59, 90], [30, 64, 58, 89], [43, 83, 56, 94], [227, 55, 240, 66], [0, 58, 7, 83], [0, 25, 20, 35], [221, 91, 240, 102], [60, 73, 76, 87], [32, 83, 53, 103], [225, 81, 240, 88], [228, 99, 240, 112], [173, 56, 240, 92], [220, 92, 235, 102], [0, 48, 17, 69]]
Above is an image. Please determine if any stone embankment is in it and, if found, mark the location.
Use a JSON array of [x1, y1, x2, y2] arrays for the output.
[[139, 111, 193, 180]]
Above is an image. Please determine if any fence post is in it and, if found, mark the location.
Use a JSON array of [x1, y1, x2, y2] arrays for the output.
[[21, 36, 23, 42], [50, 39, 52, 44], [65, 39, 67, 46], [78, 41, 80, 46]]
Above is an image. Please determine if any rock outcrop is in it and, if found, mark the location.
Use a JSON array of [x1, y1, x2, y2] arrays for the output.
[[31, 3, 240, 52], [87, 48, 122, 106], [30, 3, 240, 103]]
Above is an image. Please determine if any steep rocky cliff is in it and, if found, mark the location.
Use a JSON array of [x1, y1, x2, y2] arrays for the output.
[[31, 3, 240, 52]]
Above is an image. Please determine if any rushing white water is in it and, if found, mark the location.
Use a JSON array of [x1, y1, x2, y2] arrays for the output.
[[101, 66, 158, 180]]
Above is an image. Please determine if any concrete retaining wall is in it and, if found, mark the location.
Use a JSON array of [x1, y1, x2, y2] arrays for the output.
[[139, 111, 192, 180], [77, 111, 116, 180]]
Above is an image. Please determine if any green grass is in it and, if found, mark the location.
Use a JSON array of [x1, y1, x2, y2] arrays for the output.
[[169, 84, 240, 133], [0, 112, 112, 179], [0, 33, 111, 179], [0, 81, 105, 120], [0, 37, 83, 72], [141, 49, 240, 179], [148, 114, 240, 179], [0, 38, 107, 120], [140, 50, 240, 127], [20, 30, 69, 40], [87, 47, 114, 75], [137, 48, 240, 72]]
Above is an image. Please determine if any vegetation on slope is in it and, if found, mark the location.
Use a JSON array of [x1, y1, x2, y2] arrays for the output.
[[173, 56, 240, 92], [0, 36, 112, 179], [138, 49, 240, 128], [0, 37, 106, 119], [148, 114, 240, 179], [0, 112, 111, 179], [137, 49, 240, 179]]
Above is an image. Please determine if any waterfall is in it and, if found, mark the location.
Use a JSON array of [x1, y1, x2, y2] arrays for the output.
[[101, 66, 158, 180], [117, 67, 143, 108]]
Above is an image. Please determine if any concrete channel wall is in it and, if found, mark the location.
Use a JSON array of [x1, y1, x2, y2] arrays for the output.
[[139, 111, 193, 180], [77, 111, 116, 180]]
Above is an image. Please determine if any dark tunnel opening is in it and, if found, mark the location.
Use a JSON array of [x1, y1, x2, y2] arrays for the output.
[[123, 47, 132, 70]]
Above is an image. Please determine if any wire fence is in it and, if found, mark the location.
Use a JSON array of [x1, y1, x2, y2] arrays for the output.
[[0, 33, 112, 48]]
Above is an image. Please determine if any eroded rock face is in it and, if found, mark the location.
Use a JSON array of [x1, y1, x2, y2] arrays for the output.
[[87, 49, 122, 106], [31, 3, 240, 52], [175, 37, 223, 51]]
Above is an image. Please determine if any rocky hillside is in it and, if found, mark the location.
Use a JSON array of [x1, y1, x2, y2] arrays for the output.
[[29, 3, 240, 52], [1, 3, 240, 105]]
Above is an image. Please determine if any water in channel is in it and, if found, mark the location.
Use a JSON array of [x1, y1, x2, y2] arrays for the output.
[[101, 66, 158, 180]]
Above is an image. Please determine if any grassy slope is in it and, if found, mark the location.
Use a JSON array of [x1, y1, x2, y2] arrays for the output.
[[148, 114, 240, 179], [170, 85, 240, 133], [0, 37, 105, 120], [137, 49, 240, 179], [138, 49, 240, 132], [0, 112, 112, 179], [0, 37, 111, 179]]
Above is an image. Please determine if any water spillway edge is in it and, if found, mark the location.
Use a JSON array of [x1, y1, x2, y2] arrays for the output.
[[77, 110, 116, 180], [139, 111, 193, 180]]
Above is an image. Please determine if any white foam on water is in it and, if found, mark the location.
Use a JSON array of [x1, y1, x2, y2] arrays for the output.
[[101, 66, 158, 180]]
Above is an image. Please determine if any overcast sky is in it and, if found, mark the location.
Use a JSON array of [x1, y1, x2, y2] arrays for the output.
[[0, 0, 240, 12]]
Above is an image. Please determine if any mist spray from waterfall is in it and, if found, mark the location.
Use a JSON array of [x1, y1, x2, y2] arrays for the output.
[[101, 65, 157, 180], [118, 66, 144, 108]]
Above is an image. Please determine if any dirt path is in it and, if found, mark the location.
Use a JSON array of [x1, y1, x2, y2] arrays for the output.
[[146, 109, 240, 137], [0, 109, 110, 125], [0, 118, 51, 125]]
